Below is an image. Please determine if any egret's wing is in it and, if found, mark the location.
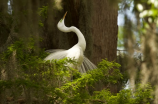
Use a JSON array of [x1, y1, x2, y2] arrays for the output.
[[45, 49, 97, 73], [44, 50, 68, 60], [79, 57, 97, 73], [45, 49, 66, 53]]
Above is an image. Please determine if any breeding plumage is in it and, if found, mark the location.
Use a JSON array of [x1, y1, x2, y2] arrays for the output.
[[44, 12, 96, 73]]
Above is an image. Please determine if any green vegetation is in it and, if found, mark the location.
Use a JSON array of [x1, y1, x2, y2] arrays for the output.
[[0, 39, 153, 103], [0, 0, 157, 103]]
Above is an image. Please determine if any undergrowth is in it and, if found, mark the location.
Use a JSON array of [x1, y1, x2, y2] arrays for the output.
[[0, 38, 153, 104]]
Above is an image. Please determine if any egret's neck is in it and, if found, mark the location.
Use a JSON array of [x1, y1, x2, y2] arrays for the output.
[[69, 26, 86, 51], [58, 20, 86, 51]]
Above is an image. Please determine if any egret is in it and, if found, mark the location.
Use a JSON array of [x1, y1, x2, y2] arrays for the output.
[[44, 12, 97, 73]]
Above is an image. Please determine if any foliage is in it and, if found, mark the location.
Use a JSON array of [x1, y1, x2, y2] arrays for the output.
[[38, 6, 48, 27], [0, 39, 153, 103], [117, 0, 158, 103], [0, 38, 76, 103], [54, 59, 122, 103], [0, 0, 155, 103], [92, 84, 153, 104]]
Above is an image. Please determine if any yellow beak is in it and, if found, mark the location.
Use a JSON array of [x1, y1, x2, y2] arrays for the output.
[[63, 12, 67, 19]]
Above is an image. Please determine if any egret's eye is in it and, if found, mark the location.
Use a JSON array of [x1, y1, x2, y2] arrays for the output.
[[60, 19, 63, 22]]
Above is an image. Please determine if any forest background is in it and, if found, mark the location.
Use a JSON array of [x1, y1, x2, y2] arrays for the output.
[[0, 0, 158, 104]]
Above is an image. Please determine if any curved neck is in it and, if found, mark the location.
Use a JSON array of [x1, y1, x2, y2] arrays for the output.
[[71, 26, 86, 51], [65, 26, 86, 51]]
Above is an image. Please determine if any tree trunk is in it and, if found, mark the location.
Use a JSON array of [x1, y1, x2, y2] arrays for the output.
[[91, 0, 118, 93], [91, 0, 118, 64]]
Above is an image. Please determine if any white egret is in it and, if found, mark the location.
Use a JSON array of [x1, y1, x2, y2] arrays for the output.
[[44, 12, 97, 73]]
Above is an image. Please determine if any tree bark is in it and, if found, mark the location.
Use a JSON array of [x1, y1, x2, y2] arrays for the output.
[[91, 0, 118, 64]]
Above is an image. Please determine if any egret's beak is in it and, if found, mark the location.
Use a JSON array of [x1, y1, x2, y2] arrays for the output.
[[63, 12, 67, 19]]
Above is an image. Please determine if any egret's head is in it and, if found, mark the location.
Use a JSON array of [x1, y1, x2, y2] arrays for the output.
[[57, 12, 68, 31]]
